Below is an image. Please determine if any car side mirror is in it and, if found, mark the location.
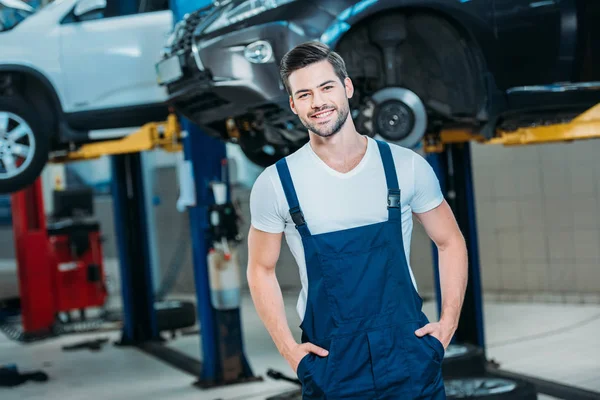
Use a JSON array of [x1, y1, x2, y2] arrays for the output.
[[74, 0, 107, 20]]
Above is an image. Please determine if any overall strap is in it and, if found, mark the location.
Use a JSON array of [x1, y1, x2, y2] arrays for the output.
[[275, 158, 312, 238], [376, 140, 401, 221]]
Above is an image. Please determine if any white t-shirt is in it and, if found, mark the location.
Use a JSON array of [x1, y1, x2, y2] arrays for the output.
[[249, 136, 444, 320]]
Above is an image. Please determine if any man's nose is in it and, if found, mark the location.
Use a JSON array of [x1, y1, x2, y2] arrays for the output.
[[311, 91, 326, 108]]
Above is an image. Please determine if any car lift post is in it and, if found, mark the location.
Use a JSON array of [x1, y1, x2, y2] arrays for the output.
[[180, 118, 258, 388], [169, 0, 258, 388], [111, 152, 160, 344], [426, 143, 486, 349]]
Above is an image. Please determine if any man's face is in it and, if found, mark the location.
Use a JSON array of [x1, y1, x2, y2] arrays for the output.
[[288, 60, 353, 138]]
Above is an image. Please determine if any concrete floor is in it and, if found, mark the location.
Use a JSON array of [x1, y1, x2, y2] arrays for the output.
[[1, 291, 599, 400]]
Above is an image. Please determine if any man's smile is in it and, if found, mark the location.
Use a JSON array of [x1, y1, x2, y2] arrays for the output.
[[310, 109, 335, 121]]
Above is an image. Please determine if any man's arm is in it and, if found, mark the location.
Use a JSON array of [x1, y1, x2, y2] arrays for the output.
[[413, 199, 468, 347], [246, 226, 328, 372]]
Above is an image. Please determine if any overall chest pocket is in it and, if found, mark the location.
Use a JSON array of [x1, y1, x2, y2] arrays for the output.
[[318, 241, 400, 324]]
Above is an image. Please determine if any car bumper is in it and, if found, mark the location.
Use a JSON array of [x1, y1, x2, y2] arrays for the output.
[[164, 20, 323, 131]]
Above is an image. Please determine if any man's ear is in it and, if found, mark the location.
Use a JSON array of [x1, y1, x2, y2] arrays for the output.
[[344, 77, 354, 99], [289, 96, 298, 115]]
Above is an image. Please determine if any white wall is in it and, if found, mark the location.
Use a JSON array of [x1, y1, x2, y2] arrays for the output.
[[471, 139, 600, 303]]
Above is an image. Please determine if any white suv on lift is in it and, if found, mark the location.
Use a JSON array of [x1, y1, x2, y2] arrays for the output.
[[0, 0, 173, 193]]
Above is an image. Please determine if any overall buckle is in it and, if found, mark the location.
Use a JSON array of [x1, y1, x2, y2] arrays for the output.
[[388, 189, 401, 208], [290, 206, 306, 226]]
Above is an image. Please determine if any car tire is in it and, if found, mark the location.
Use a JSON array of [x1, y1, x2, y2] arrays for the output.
[[155, 300, 196, 332], [443, 343, 487, 378], [0, 96, 49, 194], [445, 374, 538, 399]]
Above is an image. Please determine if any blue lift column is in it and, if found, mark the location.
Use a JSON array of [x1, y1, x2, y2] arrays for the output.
[[111, 0, 160, 346], [426, 143, 486, 352], [172, 0, 258, 388], [111, 153, 159, 345]]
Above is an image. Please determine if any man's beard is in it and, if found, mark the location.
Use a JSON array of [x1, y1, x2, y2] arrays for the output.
[[299, 102, 350, 138]]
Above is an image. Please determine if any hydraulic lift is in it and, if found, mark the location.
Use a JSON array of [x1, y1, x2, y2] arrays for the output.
[[425, 103, 600, 400]]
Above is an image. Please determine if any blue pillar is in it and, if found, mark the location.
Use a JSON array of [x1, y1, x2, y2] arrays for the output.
[[111, 153, 159, 344], [174, 0, 222, 384], [172, 0, 257, 386], [182, 111, 257, 387], [426, 143, 485, 351], [182, 119, 223, 383]]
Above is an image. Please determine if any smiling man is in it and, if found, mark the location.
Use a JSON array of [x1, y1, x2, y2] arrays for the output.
[[247, 41, 468, 399]]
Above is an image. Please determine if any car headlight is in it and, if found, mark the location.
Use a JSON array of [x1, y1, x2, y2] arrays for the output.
[[204, 0, 296, 34]]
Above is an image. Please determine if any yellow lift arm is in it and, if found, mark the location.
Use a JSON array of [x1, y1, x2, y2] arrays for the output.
[[50, 113, 182, 164], [425, 103, 600, 153], [49, 103, 600, 162]]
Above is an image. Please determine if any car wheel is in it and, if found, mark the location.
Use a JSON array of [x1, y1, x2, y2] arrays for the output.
[[336, 12, 486, 149], [357, 87, 428, 149], [0, 96, 49, 194], [445, 375, 537, 399], [443, 343, 487, 378]]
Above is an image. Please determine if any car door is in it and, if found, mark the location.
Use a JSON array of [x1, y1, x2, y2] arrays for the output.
[[58, 4, 173, 114], [492, 0, 565, 89]]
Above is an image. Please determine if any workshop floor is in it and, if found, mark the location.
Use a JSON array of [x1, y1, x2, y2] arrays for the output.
[[1, 291, 599, 400]]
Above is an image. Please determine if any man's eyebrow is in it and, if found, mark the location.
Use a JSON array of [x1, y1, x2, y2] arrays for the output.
[[293, 80, 337, 96]]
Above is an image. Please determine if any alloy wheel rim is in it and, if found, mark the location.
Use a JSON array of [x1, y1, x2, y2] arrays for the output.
[[0, 112, 36, 180]]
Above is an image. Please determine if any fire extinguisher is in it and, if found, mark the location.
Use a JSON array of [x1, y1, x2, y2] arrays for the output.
[[207, 174, 243, 310]]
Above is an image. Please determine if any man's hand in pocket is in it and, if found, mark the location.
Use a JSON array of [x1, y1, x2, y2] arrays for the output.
[[285, 342, 329, 373]]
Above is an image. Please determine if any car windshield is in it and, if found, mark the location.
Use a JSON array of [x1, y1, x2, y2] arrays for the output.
[[0, 0, 35, 32]]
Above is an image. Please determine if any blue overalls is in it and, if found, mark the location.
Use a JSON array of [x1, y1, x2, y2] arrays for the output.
[[276, 140, 446, 399]]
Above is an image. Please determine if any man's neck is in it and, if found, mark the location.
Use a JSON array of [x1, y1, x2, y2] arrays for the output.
[[309, 121, 368, 173]]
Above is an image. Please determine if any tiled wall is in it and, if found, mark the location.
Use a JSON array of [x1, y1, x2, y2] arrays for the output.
[[469, 139, 600, 303]]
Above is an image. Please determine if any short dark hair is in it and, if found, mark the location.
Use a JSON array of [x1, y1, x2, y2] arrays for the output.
[[279, 41, 348, 96]]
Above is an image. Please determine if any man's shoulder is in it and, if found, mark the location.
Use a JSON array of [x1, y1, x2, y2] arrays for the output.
[[374, 139, 418, 166]]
